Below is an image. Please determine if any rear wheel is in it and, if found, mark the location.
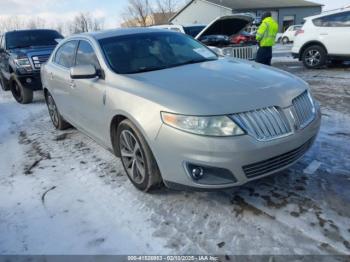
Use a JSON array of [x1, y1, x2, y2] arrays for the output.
[[302, 45, 327, 69], [11, 81, 33, 104], [45, 91, 71, 130], [117, 119, 163, 192]]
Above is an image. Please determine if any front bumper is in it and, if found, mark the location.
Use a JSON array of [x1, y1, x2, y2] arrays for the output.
[[153, 106, 321, 190], [15, 72, 43, 91], [292, 52, 299, 59]]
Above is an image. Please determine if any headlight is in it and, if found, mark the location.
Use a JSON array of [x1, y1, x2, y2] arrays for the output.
[[161, 112, 245, 137], [14, 58, 32, 69]]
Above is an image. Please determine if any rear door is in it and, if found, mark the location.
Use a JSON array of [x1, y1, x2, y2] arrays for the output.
[[49, 40, 78, 121], [313, 11, 350, 55], [69, 40, 107, 144]]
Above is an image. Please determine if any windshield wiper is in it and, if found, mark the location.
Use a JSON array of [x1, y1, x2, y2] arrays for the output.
[[171, 58, 217, 68], [9, 45, 33, 49], [131, 66, 168, 74]]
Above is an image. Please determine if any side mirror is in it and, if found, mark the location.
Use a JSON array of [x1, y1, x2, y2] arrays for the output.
[[70, 64, 97, 79], [0, 48, 4, 53]]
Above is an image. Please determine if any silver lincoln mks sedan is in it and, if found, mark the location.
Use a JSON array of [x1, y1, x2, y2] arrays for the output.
[[41, 28, 321, 192]]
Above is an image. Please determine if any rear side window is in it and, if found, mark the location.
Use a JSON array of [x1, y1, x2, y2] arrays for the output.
[[313, 11, 350, 27], [54, 41, 78, 68], [75, 41, 100, 69]]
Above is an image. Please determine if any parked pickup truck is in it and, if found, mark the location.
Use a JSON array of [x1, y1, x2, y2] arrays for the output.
[[0, 29, 63, 104], [153, 14, 258, 60]]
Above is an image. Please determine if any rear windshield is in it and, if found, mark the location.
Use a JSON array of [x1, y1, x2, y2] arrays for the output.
[[6, 30, 63, 49], [99, 32, 217, 74], [183, 26, 206, 37]]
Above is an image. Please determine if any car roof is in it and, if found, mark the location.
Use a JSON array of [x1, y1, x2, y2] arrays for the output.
[[6, 29, 58, 34], [305, 7, 350, 20], [82, 28, 171, 40]]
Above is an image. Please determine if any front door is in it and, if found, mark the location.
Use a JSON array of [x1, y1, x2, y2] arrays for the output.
[[69, 40, 107, 145]]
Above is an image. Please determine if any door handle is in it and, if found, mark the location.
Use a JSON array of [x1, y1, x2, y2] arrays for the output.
[[70, 80, 76, 89], [320, 33, 328, 36], [49, 72, 53, 80]]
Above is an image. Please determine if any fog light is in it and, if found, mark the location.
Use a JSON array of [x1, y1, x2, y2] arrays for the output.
[[186, 163, 237, 185], [26, 78, 32, 84], [191, 167, 204, 180]]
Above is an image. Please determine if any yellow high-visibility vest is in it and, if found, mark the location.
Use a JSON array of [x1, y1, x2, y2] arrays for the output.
[[256, 17, 279, 47]]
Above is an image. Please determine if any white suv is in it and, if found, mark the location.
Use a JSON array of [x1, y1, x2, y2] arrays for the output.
[[292, 8, 350, 68], [281, 25, 302, 44]]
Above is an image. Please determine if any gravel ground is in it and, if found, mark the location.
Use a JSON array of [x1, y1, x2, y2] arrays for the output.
[[0, 52, 349, 256]]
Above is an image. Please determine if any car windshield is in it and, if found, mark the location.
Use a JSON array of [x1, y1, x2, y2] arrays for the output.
[[183, 26, 206, 37], [6, 30, 62, 49], [99, 32, 218, 74]]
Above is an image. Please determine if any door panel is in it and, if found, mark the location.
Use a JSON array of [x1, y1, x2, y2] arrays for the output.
[[68, 40, 108, 145], [49, 40, 78, 121], [70, 78, 107, 145]]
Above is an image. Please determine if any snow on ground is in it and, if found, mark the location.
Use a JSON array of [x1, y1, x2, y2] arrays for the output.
[[0, 52, 350, 255]]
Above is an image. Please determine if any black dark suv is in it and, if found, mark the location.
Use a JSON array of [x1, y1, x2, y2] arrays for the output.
[[0, 29, 63, 104]]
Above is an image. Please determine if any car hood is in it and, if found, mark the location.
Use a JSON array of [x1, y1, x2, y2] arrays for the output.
[[195, 14, 254, 39], [122, 58, 308, 115], [10, 46, 56, 58]]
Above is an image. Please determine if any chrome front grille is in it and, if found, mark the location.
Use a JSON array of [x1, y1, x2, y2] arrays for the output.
[[221, 45, 257, 60], [292, 91, 315, 129], [31, 54, 50, 69], [231, 107, 292, 141]]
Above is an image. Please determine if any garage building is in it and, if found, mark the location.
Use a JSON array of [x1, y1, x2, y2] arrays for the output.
[[170, 0, 323, 32]]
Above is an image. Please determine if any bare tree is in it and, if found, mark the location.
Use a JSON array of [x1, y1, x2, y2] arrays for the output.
[[27, 17, 46, 29], [69, 12, 104, 34], [0, 16, 25, 33], [153, 0, 180, 25], [122, 0, 152, 27], [156, 0, 180, 16], [121, 0, 182, 27]]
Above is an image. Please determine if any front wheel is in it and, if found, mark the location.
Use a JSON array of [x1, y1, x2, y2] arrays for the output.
[[282, 37, 289, 45], [117, 119, 163, 192], [11, 81, 33, 104], [0, 74, 10, 91], [302, 45, 327, 69], [45, 91, 71, 130]]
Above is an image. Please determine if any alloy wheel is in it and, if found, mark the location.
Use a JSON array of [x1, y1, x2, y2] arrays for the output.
[[47, 95, 59, 127], [120, 130, 146, 184], [305, 49, 321, 67]]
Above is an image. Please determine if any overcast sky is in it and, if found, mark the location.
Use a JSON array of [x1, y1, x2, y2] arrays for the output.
[[0, 0, 349, 29]]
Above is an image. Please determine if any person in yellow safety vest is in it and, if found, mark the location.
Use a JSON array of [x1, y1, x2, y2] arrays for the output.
[[255, 12, 279, 66]]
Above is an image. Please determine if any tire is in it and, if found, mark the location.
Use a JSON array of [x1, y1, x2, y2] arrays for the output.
[[11, 81, 33, 104], [45, 91, 71, 130], [117, 119, 163, 192], [0, 74, 10, 91], [302, 45, 327, 69], [282, 37, 289, 45]]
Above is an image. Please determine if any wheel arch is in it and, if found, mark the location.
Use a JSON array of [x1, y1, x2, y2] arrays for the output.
[[109, 112, 158, 158], [110, 114, 128, 157], [299, 41, 328, 60]]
